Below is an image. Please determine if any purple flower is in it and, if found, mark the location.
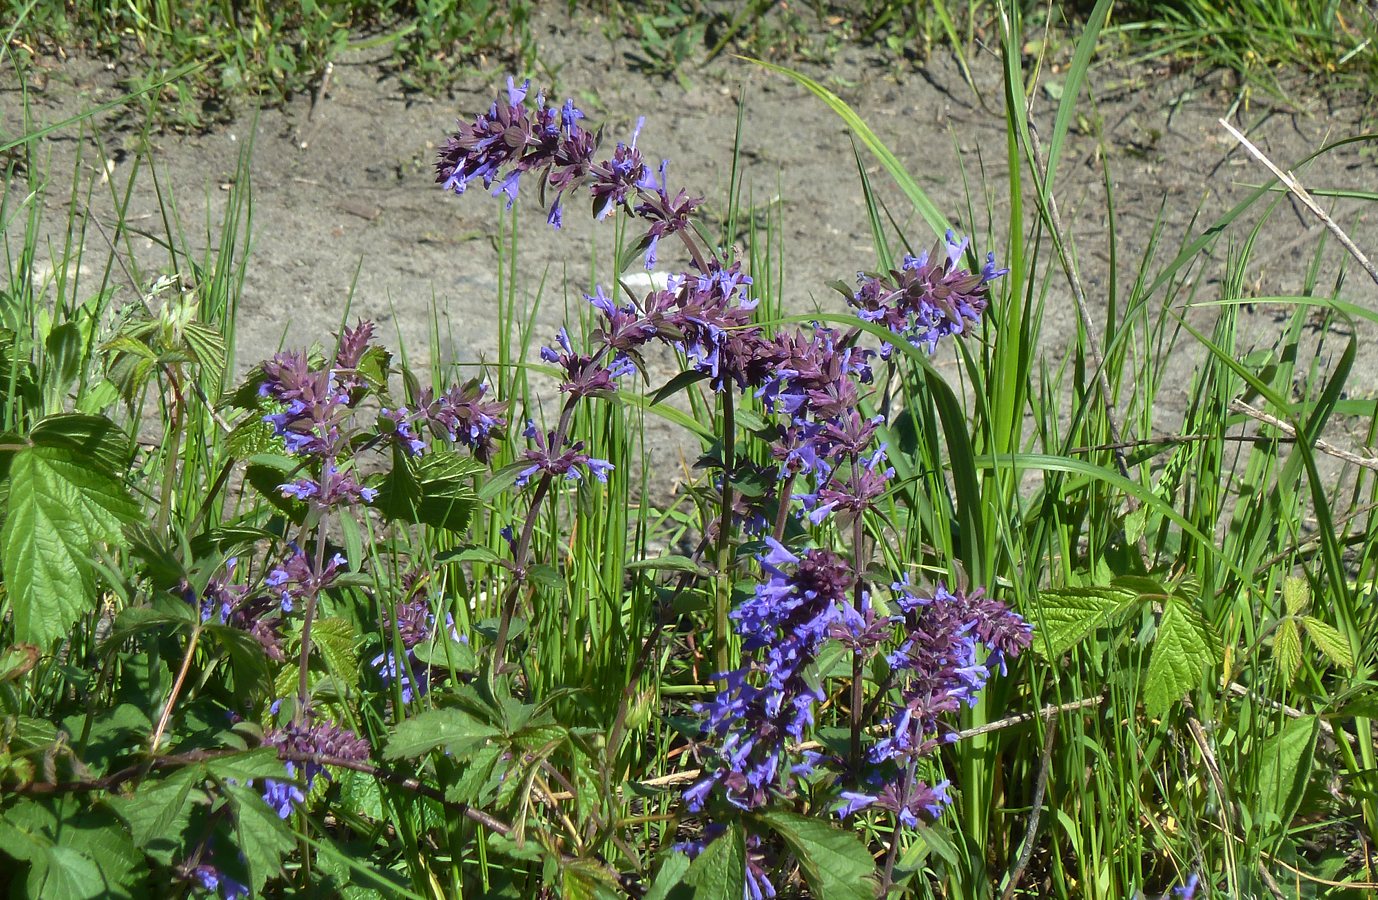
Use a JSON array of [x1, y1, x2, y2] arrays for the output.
[[688, 546, 854, 812], [261, 775, 305, 819], [260, 715, 371, 816], [515, 421, 613, 487], [1174, 874, 1200, 899], [267, 547, 346, 613], [189, 864, 249, 899], [847, 230, 1005, 354]]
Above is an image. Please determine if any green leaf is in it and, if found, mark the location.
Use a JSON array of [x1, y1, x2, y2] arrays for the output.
[[226, 783, 296, 893], [1145, 599, 1219, 718], [28, 413, 132, 472], [1282, 576, 1310, 616], [107, 766, 203, 860], [443, 744, 505, 806], [643, 851, 693, 900], [226, 415, 278, 459], [1256, 715, 1319, 837], [1302, 616, 1356, 671], [376, 448, 479, 533], [757, 810, 879, 900], [649, 369, 710, 406], [410, 635, 478, 671], [384, 707, 500, 760], [1030, 585, 1138, 658], [312, 616, 359, 680], [206, 748, 291, 783], [1273, 618, 1303, 683], [1, 445, 139, 646], [680, 821, 745, 900]]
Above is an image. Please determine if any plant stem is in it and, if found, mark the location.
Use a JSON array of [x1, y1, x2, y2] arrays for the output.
[[150, 623, 201, 754], [848, 458, 868, 771], [714, 387, 736, 679], [296, 491, 332, 724]]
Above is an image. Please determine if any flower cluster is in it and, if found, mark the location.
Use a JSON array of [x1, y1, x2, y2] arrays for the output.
[[843, 582, 1032, 817], [436, 77, 701, 258], [259, 320, 506, 501], [439, 80, 1023, 892], [370, 576, 469, 704], [380, 379, 506, 461], [191, 559, 283, 662], [260, 715, 372, 818], [266, 546, 347, 614], [686, 541, 854, 814], [847, 231, 1008, 355]]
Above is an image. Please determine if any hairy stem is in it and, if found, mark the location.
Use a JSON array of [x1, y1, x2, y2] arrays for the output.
[[714, 388, 736, 679]]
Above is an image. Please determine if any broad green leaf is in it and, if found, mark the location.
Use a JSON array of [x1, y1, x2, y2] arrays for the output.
[[312, 616, 359, 680], [1145, 600, 1219, 718], [226, 415, 278, 459], [376, 448, 479, 533], [1256, 715, 1319, 837], [443, 744, 505, 805], [384, 707, 500, 760], [410, 634, 478, 671], [680, 821, 746, 900], [758, 810, 879, 900], [107, 766, 203, 858], [561, 861, 622, 900], [1031, 586, 1138, 658], [28, 413, 132, 472], [643, 851, 693, 900], [1302, 616, 1355, 672], [1, 445, 139, 646], [205, 623, 274, 697], [226, 783, 296, 893], [1273, 618, 1303, 683], [30, 846, 107, 900]]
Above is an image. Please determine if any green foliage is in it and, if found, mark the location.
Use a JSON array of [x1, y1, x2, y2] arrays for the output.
[[1, 431, 139, 647]]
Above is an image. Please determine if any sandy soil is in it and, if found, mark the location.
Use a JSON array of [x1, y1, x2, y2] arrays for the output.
[[3, 8, 1377, 498]]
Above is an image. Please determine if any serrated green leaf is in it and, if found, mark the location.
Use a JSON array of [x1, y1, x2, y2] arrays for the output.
[[182, 322, 228, 378], [680, 821, 745, 900], [28, 413, 132, 472], [226, 783, 296, 893], [410, 635, 477, 671], [384, 707, 500, 760], [1302, 616, 1355, 671], [1, 445, 139, 647], [561, 860, 622, 900], [206, 748, 291, 783], [758, 810, 878, 900], [313, 616, 359, 680], [226, 415, 278, 458], [1031, 585, 1138, 658], [1256, 714, 1319, 837], [1282, 576, 1310, 616], [1273, 618, 1303, 683], [205, 623, 274, 697], [31, 846, 106, 900], [443, 744, 505, 805], [107, 766, 203, 857], [1145, 600, 1219, 718]]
